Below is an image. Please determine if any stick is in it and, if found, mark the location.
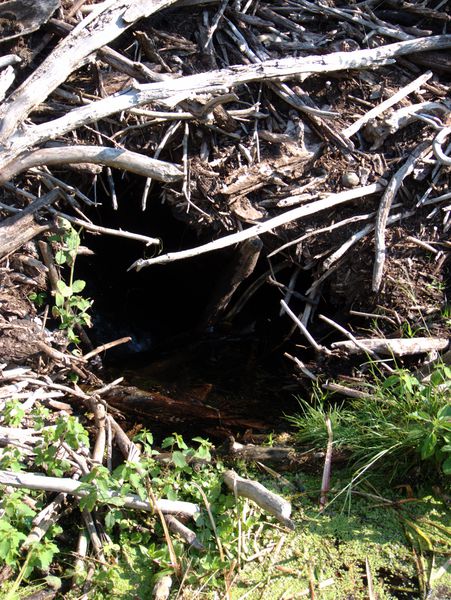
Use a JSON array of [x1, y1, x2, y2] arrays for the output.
[[164, 515, 205, 551], [319, 416, 333, 511], [0, 470, 200, 517], [342, 71, 433, 138], [223, 469, 294, 529], [4, 35, 451, 165], [372, 142, 430, 292], [0, 146, 182, 185], [129, 183, 384, 270], [331, 337, 449, 356], [280, 300, 328, 354]]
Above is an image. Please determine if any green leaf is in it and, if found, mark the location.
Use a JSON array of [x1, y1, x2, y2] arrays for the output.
[[420, 432, 437, 460], [162, 436, 175, 449], [172, 451, 188, 469], [55, 250, 67, 265], [56, 280, 72, 297], [437, 404, 451, 419], [55, 292, 65, 308], [442, 456, 451, 475], [71, 279, 86, 293]]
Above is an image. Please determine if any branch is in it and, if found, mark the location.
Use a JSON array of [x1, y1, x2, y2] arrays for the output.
[[0, 470, 200, 517], [0, 145, 183, 185], [128, 183, 384, 270], [372, 142, 430, 292], [223, 469, 294, 529]]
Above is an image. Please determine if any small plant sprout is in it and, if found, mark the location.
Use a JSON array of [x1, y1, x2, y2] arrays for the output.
[[49, 218, 92, 345]]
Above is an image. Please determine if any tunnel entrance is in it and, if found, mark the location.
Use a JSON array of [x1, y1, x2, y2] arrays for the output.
[[74, 177, 304, 439]]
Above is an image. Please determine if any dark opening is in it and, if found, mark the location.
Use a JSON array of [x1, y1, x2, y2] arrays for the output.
[[75, 176, 306, 437]]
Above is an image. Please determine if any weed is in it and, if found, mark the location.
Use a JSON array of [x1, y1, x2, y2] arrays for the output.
[[289, 363, 451, 480], [49, 218, 92, 345]]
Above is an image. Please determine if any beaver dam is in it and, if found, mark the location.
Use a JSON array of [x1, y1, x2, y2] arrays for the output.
[[0, 1, 450, 598]]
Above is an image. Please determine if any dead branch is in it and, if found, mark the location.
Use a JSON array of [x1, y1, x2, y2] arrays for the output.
[[0, 469, 200, 517], [129, 183, 385, 270], [331, 337, 449, 356], [223, 469, 294, 529], [372, 141, 430, 292], [0, 145, 182, 185]]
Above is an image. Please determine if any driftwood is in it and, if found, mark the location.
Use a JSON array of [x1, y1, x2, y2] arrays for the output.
[[331, 337, 449, 357], [0, 469, 200, 517], [223, 469, 294, 529]]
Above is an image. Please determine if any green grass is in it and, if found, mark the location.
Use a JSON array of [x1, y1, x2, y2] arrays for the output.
[[288, 363, 451, 481]]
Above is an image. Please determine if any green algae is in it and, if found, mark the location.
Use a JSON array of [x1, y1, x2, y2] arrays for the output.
[[230, 473, 450, 600]]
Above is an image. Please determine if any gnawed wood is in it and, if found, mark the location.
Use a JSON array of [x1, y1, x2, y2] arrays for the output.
[[331, 337, 449, 356], [223, 469, 294, 529], [0, 469, 200, 517]]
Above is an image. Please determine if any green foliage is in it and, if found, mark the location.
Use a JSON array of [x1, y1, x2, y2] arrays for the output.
[[34, 414, 89, 477], [289, 364, 451, 479], [3, 399, 26, 427], [49, 218, 92, 344], [28, 291, 46, 308]]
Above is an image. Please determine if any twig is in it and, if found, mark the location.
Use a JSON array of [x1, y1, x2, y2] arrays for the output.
[[280, 300, 328, 354], [284, 353, 317, 381], [372, 142, 430, 292], [83, 337, 132, 360], [319, 417, 333, 511], [342, 71, 433, 139]]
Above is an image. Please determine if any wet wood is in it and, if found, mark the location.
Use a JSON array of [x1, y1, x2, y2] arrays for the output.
[[104, 385, 269, 438]]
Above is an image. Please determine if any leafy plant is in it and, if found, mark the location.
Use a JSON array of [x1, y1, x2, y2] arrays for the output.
[[49, 218, 92, 344], [28, 291, 46, 308], [289, 364, 451, 479]]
